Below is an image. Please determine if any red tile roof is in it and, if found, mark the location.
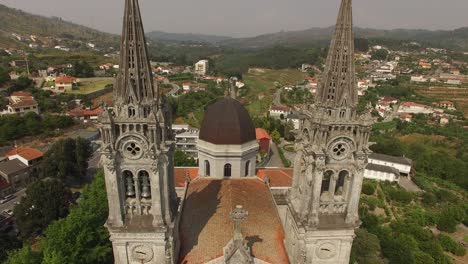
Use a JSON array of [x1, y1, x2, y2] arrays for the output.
[[257, 168, 293, 187], [255, 128, 271, 141], [9, 99, 38, 108], [269, 105, 290, 112], [68, 107, 103, 117], [402, 102, 427, 108], [173, 167, 294, 188], [174, 168, 199, 187], [179, 178, 289, 264], [380, 96, 398, 102], [10, 91, 33, 97], [55, 76, 76, 84], [6, 147, 43, 161], [439, 101, 454, 105]]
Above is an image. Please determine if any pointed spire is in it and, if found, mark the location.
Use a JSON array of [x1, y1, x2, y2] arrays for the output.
[[316, 0, 358, 108], [114, 0, 157, 106]]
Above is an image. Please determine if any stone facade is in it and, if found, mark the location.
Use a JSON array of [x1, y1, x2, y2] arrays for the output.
[[284, 0, 374, 263], [99, 0, 179, 263], [197, 139, 258, 178]]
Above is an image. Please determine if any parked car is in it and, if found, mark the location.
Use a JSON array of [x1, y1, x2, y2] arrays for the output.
[[0, 194, 15, 204], [2, 209, 13, 215]]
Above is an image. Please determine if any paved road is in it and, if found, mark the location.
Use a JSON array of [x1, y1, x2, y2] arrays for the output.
[[168, 83, 181, 97], [265, 143, 286, 167], [273, 89, 282, 106], [398, 177, 422, 192], [0, 189, 26, 213]]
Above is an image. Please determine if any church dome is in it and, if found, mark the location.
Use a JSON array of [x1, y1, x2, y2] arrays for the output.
[[199, 97, 256, 145]]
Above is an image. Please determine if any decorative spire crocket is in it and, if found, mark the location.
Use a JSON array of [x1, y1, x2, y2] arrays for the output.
[[114, 0, 157, 111], [316, 0, 357, 108]]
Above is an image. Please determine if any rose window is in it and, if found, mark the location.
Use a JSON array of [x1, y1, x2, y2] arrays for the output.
[[126, 143, 141, 156], [333, 143, 347, 157]]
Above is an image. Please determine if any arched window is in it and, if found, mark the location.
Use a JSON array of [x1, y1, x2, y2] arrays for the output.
[[123, 171, 135, 198], [245, 161, 251, 177], [128, 106, 136, 117], [205, 160, 210, 176], [335, 171, 348, 196], [138, 171, 151, 199], [224, 164, 232, 177], [321, 171, 333, 195]]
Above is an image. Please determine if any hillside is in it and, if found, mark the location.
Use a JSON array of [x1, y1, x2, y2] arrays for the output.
[[147, 26, 468, 50], [0, 4, 119, 49], [146, 31, 232, 44], [220, 27, 468, 50]]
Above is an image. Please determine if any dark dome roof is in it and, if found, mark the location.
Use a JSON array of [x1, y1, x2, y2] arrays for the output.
[[199, 97, 256, 145]]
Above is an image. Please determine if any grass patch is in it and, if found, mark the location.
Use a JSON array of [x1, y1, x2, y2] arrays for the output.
[[68, 79, 113, 94], [243, 68, 307, 116], [277, 146, 291, 168]]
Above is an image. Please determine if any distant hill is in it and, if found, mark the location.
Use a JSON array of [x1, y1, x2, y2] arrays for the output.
[[146, 31, 232, 44], [148, 26, 468, 50], [219, 27, 468, 50], [0, 4, 119, 49]]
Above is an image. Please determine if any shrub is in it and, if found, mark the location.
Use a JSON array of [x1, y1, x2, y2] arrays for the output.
[[439, 234, 466, 256], [362, 181, 377, 195]]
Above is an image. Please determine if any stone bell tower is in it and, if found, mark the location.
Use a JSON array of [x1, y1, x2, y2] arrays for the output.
[[283, 0, 374, 263], [98, 0, 179, 263]]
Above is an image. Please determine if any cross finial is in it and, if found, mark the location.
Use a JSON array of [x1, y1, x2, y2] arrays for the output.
[[230, 205, 248, 241]]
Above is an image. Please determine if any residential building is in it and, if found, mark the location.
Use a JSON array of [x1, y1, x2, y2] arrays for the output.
[[5, 91, 39, 115], [68, 107, 104, 123], [411, 75, 427, 83], [194, 60, 209, 75], [255, 128, 271, 154], [175, 129, 199, 158], [182, 82, 208, 93], [446, 79, 461, 85], [269, 105, 291, 118], [0, 159, 30, 191], [172, 124, 190, 135], [439, 101, 456, 110], [398, 102, 433, 114], [5, 147, 43, 167], [54, 76, 77, 92], [399, 113, 413, 122], [364, 163, 400, 182], [368, 153, 412, 176], [286, 113, 302, 130]]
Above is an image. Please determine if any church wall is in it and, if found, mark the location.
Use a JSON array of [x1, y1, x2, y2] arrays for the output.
[[197, 140, 258, 178]]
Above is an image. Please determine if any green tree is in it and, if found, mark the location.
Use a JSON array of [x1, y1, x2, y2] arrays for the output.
[[5, 172, 112, 264], [14, 179, 71, 239], [0, 66, 10, 87], [351, 229, 385, 264], [371, 49, 389, 61], [41, 138, 91, 180], [271, 130, 281, 144], [41, 171, 112, 264], [174, 149, 198, 167], [0, 234, 21, 263], [4, 246, 42, 264]]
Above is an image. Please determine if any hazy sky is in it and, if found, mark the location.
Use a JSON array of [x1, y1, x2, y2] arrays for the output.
[[0, 0, 467, 37]]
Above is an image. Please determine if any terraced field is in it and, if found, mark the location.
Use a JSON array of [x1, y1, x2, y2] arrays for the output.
[[243, 68, 308, 116], [415, 86, 468, 117]]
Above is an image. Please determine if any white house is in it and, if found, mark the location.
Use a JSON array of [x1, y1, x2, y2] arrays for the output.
[[411, 75, 427, 83], [286, 113, 302, 130], [194, 60, 209, 75], [175, 129, 199, 158], [398, 102, 433, 114], [269, 105, 291, 118], [368, 153, 412, 176], [364, 163, 400, 182]]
